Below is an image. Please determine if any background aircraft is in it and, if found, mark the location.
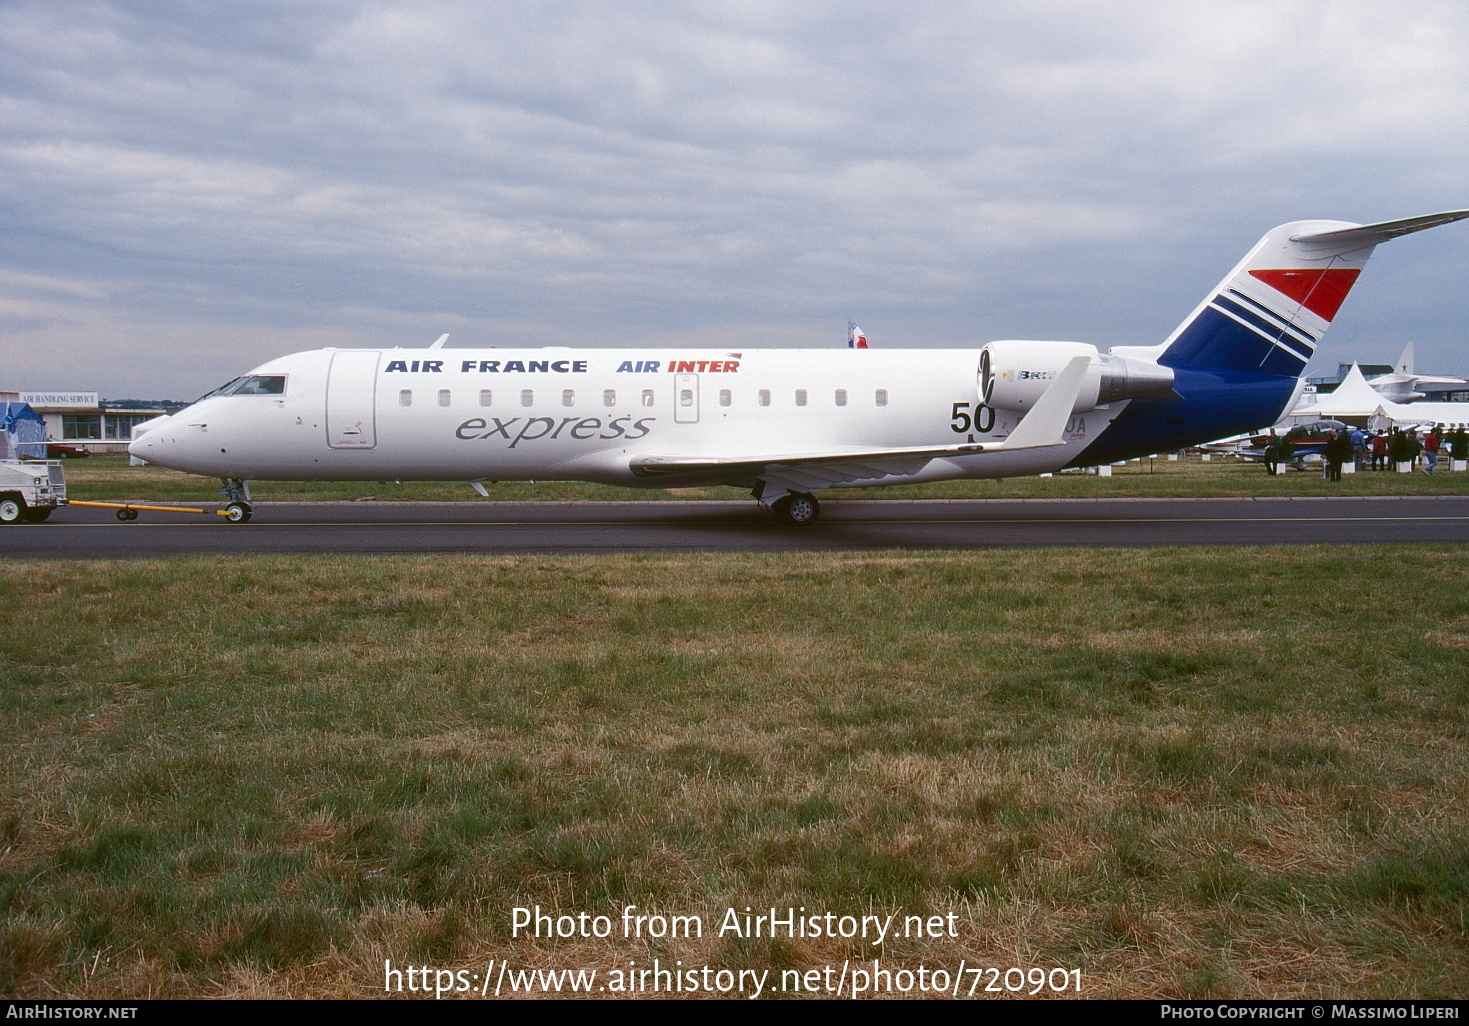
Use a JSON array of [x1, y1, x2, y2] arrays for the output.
[[1206, 420, 1350, 469], [1367, 341, 1466, 402], [1283, 364, 1469, 430], [128, 210, 1468, 524]]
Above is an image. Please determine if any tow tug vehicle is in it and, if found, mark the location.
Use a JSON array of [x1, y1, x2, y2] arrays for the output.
[[0, 459, 252, 524]]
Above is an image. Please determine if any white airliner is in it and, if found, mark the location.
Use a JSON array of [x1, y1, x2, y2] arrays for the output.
[[1366, 341, 1467, 402], [129, 210, 1468, 524], [1285, 362, 1469, 430]]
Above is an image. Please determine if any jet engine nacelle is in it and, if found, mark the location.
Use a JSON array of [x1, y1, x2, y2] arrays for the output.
[[978, 340, 1175, 414]]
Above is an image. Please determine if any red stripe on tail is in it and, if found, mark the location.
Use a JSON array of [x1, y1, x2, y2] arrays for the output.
[[1248, 268, 1362, 321]]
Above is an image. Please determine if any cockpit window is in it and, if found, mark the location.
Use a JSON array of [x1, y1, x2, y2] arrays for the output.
[[194, 375, 287, 403], [233, 375, 286, 395], [198, 377, 245, 402]]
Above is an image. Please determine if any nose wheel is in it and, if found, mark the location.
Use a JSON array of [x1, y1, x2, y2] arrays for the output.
[[771, 493, 820, 526], [225, 501, 253, 523]]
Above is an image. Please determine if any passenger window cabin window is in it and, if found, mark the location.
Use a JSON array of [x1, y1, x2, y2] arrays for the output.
[[795, 389, 807, 407], [521, 389, 534, 407], [438, 389, 451, 407], [679, 388, 694, 407], [875, 389, 888, 407], [719, 389, 731, 407], [604, 389, 616, 407], [758, 389, 771, 407], [835, 388, 847, 407], [479, 389, 493, 407], [399, 389, 412, 407], [641, 389, 655, 407], [562, 389, 575, 407]]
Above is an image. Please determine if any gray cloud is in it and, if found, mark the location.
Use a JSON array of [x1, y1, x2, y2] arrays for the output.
[[3, 0, 1468, 396]]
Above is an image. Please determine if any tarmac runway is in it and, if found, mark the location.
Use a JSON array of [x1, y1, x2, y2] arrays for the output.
[[4, 496, 1469, 558]]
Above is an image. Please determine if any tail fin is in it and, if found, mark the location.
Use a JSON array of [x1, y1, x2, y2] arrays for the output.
[[1395, 340, 1415, 376], [1137, 210, 1469, 377]]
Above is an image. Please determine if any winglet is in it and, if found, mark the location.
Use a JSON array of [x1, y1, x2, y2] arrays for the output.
[[429, 333, 450, 349], [998, 356, 1090, 450]]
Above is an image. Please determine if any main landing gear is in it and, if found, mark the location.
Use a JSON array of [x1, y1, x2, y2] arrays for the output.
[[769, 492, 820, 526]]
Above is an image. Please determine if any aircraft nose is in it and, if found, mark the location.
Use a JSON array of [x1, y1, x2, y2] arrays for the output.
[[127, 413, 175, 461]]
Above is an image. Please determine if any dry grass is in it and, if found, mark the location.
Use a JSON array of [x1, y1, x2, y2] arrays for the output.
[[1, 549, 1467, 999]]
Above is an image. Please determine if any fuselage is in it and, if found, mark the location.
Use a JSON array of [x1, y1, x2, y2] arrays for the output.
[[131, 346, 1179, 487]]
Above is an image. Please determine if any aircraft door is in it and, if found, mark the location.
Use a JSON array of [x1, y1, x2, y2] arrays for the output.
[[675, 373, 699, 423], [326, 350, 379, 449]]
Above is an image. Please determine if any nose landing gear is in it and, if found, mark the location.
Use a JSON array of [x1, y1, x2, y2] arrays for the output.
[[220, 479, 252, 522]]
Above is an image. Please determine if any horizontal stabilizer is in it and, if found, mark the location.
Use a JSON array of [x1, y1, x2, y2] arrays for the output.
[[1291, 209, 1469, 247]]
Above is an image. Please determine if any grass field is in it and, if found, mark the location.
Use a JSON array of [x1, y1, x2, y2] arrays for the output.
[[2, 549, 1467, 999], [50, 454, 1469, 504]]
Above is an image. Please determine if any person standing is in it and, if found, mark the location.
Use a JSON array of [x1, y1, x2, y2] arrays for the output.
[[1423, 426, 1440, 475], [1324, 429, 1350, 482], [1264, 429, 1282, 475], [1371, 431, 1389, 470]]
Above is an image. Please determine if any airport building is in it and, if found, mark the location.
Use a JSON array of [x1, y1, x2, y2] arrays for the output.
[[1, 390, 184, 455]]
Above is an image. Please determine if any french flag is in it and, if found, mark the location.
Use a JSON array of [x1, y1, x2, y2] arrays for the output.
[[848, 323, 868, 349]]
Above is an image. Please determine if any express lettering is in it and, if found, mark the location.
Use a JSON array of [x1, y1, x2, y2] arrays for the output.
[[455, 416, 655, 446]]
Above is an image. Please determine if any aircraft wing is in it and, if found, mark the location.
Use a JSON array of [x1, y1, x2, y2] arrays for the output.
[[629, 355, 1091, 485]]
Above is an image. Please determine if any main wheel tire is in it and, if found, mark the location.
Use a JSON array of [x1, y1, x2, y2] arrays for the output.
[[116, 508, 138, 521], [22, 508, 51, 523], [772, 493, 820, 526], [225, 501, 253, 523], [0, 497, 24, 524]]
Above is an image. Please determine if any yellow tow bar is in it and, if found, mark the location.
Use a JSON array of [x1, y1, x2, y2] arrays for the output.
[[65, 500, 252, 523]]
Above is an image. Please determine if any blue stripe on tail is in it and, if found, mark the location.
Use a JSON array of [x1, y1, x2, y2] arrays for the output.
[[1161, 302, 1307, 377]]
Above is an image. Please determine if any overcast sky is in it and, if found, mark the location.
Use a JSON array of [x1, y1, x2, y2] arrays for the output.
[[3, 0, 1468, 398]]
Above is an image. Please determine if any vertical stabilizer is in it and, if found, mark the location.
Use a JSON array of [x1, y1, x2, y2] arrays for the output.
[[1130, 210, 1469, 378], [1155, 219, 1375, 377], [1395, 340, 1415, 376]]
